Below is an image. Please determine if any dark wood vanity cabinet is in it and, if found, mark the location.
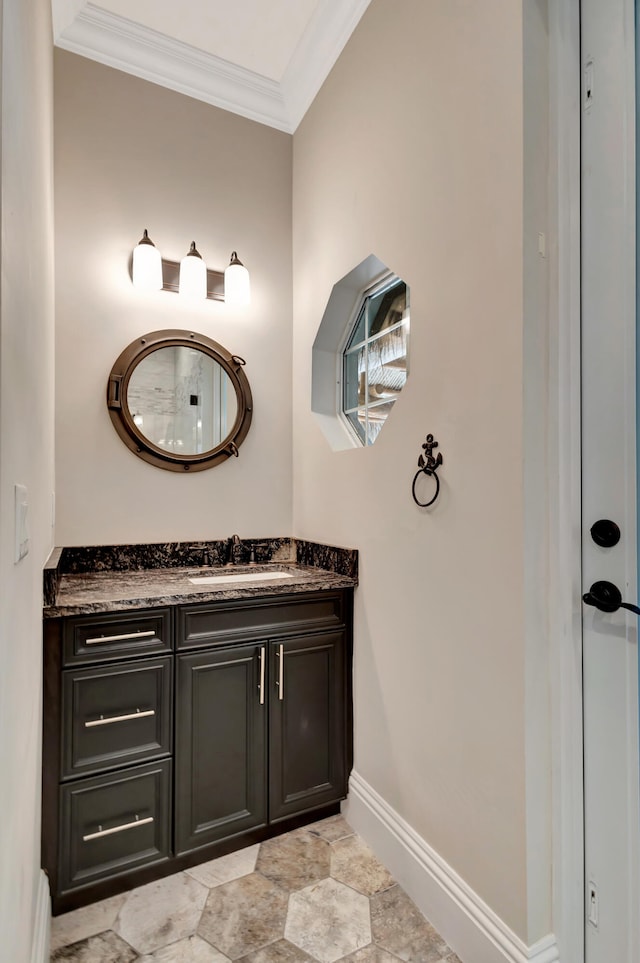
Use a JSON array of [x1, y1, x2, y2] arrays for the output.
[[175, 629, 348, 855], [43, 589, 353, 914]]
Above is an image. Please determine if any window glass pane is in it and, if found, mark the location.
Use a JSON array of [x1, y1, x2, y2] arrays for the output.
[[339, 271, 409, 448], [366, 326, 407, 403], [368, 281, 407, 337], [346, 408, 367, 445], [346, 303, 366, 350], [366, 401, 395, 445], [343, 347, 365, 413]]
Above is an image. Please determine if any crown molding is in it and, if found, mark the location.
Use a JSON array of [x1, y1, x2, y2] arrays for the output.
[[282, 0, 372, 129], [55, 3, 291, 132], [55, 0, 372, 134]]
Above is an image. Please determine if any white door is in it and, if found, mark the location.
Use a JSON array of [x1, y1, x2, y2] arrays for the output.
[[582, 0, 640, 960]]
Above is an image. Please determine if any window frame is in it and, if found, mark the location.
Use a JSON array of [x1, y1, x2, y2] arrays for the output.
[[337, 272, 410, 447]]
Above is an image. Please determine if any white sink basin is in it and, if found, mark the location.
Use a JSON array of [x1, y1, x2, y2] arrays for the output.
[[188, 570, 295, 586]]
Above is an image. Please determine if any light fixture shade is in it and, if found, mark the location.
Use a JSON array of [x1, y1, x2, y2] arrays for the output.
[[132, 229, 163, 291], [179, 242, 207, 300], [225, 251, 251, 307]]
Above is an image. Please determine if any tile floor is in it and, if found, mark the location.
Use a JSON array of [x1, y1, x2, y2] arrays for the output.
[[50, 815, 463, 963]]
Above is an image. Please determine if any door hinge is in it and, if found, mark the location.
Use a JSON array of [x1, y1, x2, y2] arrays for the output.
[[587, 880, 599, 929], [584, 59, 594, 110]]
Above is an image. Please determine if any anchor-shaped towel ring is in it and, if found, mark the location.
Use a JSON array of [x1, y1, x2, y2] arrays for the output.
[[412, 433, 443, 507]]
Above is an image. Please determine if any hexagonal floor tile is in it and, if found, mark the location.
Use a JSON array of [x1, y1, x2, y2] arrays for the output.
[[340, 947, 405, 963], [50, 929, 137, 962], [304, 814, 354, 844], [114, 872, 209, 955], [285, 877, 371, 963], [238, 938, 316, 962], [370, 885, 450, 962], [256, 830, 330, 892], [50, 893, 127, 952], [186, 843, 260, 889], [138, 934, 230, 961], [197, 872, 288, 959], [330, 834, 395, 897]]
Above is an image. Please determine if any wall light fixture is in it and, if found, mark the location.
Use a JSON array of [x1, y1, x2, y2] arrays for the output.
[[224, 252, 251, 307], [179, 242, 207, 301], [131, 230, 251, 306], [132, 229, 162, 292]]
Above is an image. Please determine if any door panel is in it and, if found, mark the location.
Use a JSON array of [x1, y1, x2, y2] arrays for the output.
[[175, 644, 267, 854], [269, 631, 347, 822], [581, 0, 640, 959]]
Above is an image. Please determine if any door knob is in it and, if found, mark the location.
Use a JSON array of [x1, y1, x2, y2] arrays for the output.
[[582, 580, 640, 616], [590, 519, 621, 548]]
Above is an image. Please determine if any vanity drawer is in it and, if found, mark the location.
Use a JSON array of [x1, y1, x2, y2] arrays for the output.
[[177, 592, 345, 650], [63, 609, 172, 666], [58, 760, 171, 894], [61, 657, 172, 779]]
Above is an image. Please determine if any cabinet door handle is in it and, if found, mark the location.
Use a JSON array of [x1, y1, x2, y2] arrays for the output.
[[277, 643, 284, 701], [82, 814, 154, 842], [258, 646, 265, 705], [85, 630, 156, 645], [84, 708, 155, 729]]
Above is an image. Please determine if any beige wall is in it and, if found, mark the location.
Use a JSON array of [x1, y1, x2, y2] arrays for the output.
[[293, 0, 536, 939], [0, 0, 55, 957], [49, 3, 554, 949], [54, 51, 293, 545]]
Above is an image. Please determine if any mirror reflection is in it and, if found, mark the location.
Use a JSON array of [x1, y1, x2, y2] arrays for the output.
[[126, 345, 238, 455]]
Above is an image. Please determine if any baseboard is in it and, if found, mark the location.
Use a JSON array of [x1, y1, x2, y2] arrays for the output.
[[30, 870, 51, 963], [343, 772, 560, 963]]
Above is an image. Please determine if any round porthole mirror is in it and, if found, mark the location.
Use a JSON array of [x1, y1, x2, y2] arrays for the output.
[[107, 329, 253, 471]]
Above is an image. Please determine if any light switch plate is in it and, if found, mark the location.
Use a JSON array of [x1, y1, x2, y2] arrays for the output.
[[14, 483, 30, 562]]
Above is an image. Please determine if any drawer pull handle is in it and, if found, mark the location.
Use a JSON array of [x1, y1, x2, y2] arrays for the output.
[[277, 643, 284, 701], [83, 814, 154, 842], [258, 646, 265, 705], [85, 709, 156, 729], [85, 630, 156, 645]]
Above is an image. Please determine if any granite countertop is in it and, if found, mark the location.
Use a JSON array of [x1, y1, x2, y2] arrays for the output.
[[45, 564, 356, 617], [44, 538, 358, 617]]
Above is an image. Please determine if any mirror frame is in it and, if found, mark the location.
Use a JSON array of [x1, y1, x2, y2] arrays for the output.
[[107, 329, 253, 472]]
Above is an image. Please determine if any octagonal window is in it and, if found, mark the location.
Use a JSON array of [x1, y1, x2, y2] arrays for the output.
[[312, 255, 410, 451], [342, 274, 409, 445]]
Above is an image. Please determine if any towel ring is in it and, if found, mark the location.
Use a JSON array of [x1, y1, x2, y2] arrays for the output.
[[412, 433, 443, 508]]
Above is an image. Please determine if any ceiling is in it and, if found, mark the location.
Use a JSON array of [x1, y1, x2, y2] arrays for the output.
[[52, 0, 372, 133]]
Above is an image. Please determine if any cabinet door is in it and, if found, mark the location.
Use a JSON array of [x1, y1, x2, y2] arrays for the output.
[[175, 644, 267, 854], [269, 631, 347, 821]]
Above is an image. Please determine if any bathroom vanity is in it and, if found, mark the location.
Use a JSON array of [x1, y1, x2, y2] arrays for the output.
[[42, 539, 356, 914]]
